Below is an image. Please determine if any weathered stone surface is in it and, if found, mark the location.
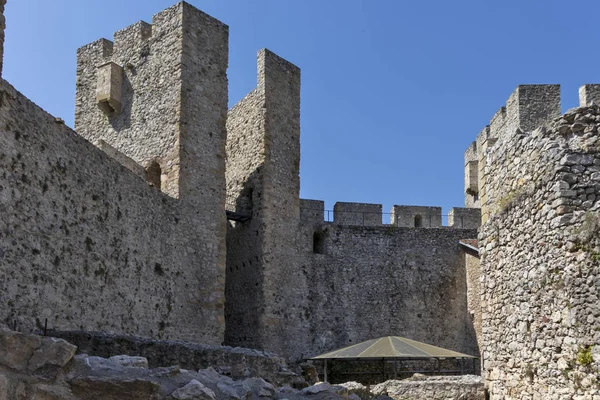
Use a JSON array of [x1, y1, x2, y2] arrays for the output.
[[169, 379, 216, 400], [472, 89, 600, 399], [333, 381, 366, 392], [0, 329, 41, 371], [240, 377, 275, 397], [0, 374, 8, 400], [224, 49, 305, 361], [32, 385, 76, 400], [225, 65, 479, 361], [216, 381, 242, 399], [297, 362, 318, 386], [372, 375, 484, 400], [28, 337, 77, 374], [108, 355, 148, 369], [1, 2, 227, 345], [50, 331, 299, 387], [299, 224, 480, 366], [1, 0, 484, 372], [0, 330, 358, 400], [302, 382, 335, 395], [70, 376, 160, 400]]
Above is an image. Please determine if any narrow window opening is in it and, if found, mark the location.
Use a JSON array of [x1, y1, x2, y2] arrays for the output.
[[146, 161, 161, 190], [414, 214, 423, 228], [313, 231, 326, 254]]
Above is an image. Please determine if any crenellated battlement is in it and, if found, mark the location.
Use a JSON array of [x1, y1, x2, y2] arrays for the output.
[[299, 200, 481, 228], [462, 84, 600, 222], [475, 85, 561, 147], [113, 20, 152, 55], [333, 202, 382, 226], [391, 205, 442, 228], [579, 84, 600, 106]]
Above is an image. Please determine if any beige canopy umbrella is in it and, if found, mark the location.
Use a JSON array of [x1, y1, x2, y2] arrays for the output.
[[311, 336, 476, 360], [309, 336, 477, 382]]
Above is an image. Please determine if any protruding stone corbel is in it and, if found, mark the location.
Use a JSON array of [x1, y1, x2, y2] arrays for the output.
[[96, 62, 123, 115]]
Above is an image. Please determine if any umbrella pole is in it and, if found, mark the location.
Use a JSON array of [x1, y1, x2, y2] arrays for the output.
[[381, 358, 385, 382], [324, 359, 328, 383]]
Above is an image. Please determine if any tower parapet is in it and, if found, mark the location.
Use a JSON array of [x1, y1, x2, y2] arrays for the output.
[[505, 85, 561, 137], [466, 84, 561, 222]]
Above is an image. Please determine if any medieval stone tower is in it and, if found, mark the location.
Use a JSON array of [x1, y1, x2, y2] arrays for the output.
[[224, 48, 303, 355], [465, 85, 600, 399]]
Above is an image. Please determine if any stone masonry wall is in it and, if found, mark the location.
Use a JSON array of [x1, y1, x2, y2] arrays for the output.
[[258, 49, 304, 360], [465, 252, 482, 364], [474, 85, 561, 223], [299, 221, 480, 361], [0, 1, 230, 344], [0, 77, 224, 343], [74, 3, 229, 230], [225, 49, 305, 360], [449, 207, 481, 229], [390, 205, 442, 228], [372, 375, 485, 400], [225, 88, 265, 350], [478, 86, 600, 399]]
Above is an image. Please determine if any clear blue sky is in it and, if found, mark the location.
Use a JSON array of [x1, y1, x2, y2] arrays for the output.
[[4, 1, 600, 221]]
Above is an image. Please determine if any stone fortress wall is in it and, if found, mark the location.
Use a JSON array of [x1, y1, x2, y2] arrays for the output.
[[466, 85, 600, 398], [221, 51, 482, 362], [295, 203, 481, 362], [227, 194, 483, 362], [0, 2, 228, 345], [297, 210, 480, 361], [0, 0, 485, 376]]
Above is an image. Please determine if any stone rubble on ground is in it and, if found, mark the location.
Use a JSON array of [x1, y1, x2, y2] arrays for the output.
[[0, 326, 487, 399]]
